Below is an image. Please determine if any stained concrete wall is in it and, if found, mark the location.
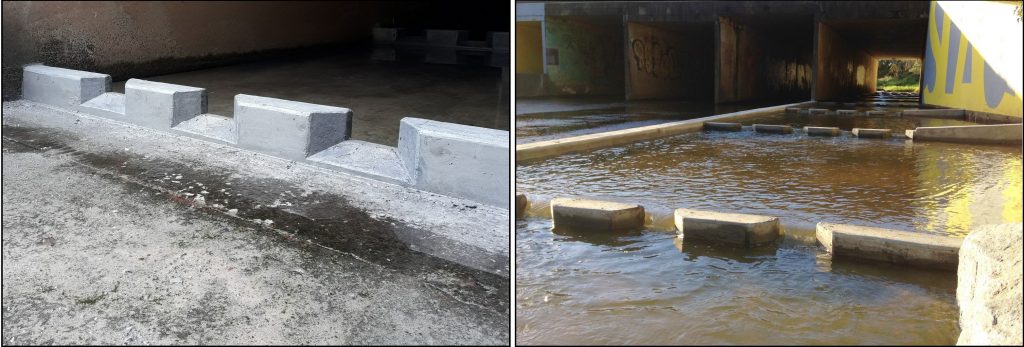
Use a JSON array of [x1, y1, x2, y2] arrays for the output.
[[626, 22, 714, 100], [516, 22, 544, 74], [815, 22, 878, 101], [543, 16, 625, 96], [716, 16, 814, 104], [921, 1, 1022, 118]]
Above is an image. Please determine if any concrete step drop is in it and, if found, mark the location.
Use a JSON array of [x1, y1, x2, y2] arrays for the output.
[[516, 193, 527, 219], [674, 209, 780, 247], [704, 122, 743, 132], [815, 222, 962, 270], [852, 128, 891, 138], [804, 126, 841, 136], [753, 124, 793, 134], [551, 197, 645, 232]]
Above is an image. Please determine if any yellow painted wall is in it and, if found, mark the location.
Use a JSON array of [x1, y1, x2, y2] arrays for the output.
[[516, 22, 543, 74], [922, 1, 1023, 117]]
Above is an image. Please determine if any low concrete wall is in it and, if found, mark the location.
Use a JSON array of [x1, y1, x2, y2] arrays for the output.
[[816, 222, 962, 270], [20, 65, 510, 209], [909, 123, 1022, 145], [902, 108, 965, 119], [550, 197, 645, 232], [956, 223, 1023, 345], [516, 101, 812, 162]]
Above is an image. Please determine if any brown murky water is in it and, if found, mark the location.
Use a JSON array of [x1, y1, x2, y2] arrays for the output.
[[515, 111, 1021, 344]]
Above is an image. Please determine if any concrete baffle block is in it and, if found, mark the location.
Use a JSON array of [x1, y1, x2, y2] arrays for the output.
[[22, 64, 110, 109], [515, 192, 527, 219], [865, 110, 887, 117], [910, 124, 1022, 145], [125, 79, 206, 130], [704, 122, 742, 132], [808, 108, 829, 115], [234, 94, 352, 161], [398, 118, 509, 208], [836, 109, 857, 116], [426, 29, 467, 47], [815, 222, 962, 270], [753, 124, 793, 134], [852, 128, 892, 138], [804, 126, 841, 136], [674, 209, 780, 247], [550, 198, 644, 232], [785, 107, 801, 113]]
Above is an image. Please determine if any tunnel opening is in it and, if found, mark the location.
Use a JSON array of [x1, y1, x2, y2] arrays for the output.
[[814, 18, 928, 102], [716, 15, 815, 105], [626, 22, 715, 101], [876, 58, 922, 93]]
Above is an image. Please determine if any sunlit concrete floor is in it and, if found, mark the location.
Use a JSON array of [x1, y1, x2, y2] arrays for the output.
[[113, 47, 509, 146]]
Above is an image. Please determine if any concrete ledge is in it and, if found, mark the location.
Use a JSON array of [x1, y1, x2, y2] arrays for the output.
[[234, 94, 352, 161], [515, 193, 527, 219], [910, 123, 1022, 145], [804, 126, 841, 136], [80, 92, 126, 120], [836, 109, 857, 116], [902, 108, 965, 119], [852, 128, 891, 138], [550, 197, 644, 232], [515, 101, 811, 162], [398, 118, 509, 209], [815, 222, 961, 270], [306, 140, 409, 185], [125, 79, 206, 130], [753, 124, 793, 134], [704, 122, 742, 131], [171, 113, 236, 145], [674, 209, 779, 247], [22, 64, 110, 109]]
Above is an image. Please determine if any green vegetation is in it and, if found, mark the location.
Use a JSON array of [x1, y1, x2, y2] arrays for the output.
[[876, 59, 921, 93]]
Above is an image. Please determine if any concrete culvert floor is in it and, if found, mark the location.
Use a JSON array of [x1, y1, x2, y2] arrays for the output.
[[1, 101, 509, 345], [112, 46, 510, 146]]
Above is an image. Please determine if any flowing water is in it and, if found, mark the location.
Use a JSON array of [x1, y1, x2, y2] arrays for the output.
[[515, 109, 1022, 344]]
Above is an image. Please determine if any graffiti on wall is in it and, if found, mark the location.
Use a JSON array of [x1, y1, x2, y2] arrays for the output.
[[631, 36, 680, 80], [923, 1, 1021, 117]]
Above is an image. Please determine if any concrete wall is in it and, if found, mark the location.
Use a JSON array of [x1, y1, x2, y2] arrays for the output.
[[717, 17, 813, 103], [815, 22, 878, 101], [516, 22, 544, 74], [543, 16, 625, 96], [921, 1, 1022, 118], [626, 22, 714, 100]]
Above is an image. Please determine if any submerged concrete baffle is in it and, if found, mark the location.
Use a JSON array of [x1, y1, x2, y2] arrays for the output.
[[815, 222, 962, 270], [704, 122, 743, 132], [753, 124, 793, 134], [785, 107, 801, 114], [865, 110, 887, 117], [515, 192, 527, 219], [836, 109, 857, 116], [674, 209, 780, 247], [550, 198, 645, 232], [852, 128, 891, 138], [808, 108, 829, 115], [804, 126, 841, 136]]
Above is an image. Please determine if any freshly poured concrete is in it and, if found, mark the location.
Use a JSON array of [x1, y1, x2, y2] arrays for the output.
[[815, 222, 961, 270], [113, 47, 508, 146]]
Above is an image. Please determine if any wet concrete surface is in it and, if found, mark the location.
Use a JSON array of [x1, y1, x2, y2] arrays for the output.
[[111, 47, 509, 146], [1, 100, 509, 344]]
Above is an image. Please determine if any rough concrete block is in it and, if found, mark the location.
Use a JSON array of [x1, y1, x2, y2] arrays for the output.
[[515, 193, 527, 219], [815, 222, 961, 270], [234, 94, 352, 161], [910, 123, 1022, 145], [956, 223, 1023, 345], [398, 118, 509, 208], [852, 128, 891, 138], [674, 209, 780, 247], [426, 29, 466, 47], [902, 108, 965, 119], [836, 109, 857, 116], [704, 122, 742, 131], [373, 27, 398, 42], [551, 198, 644, 232], [804, 126, 841, 136], [489, 32, 510, 51], [22, 64, 110, 109], [753, 124, 793, 134], [125, 79, 206, 130]]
